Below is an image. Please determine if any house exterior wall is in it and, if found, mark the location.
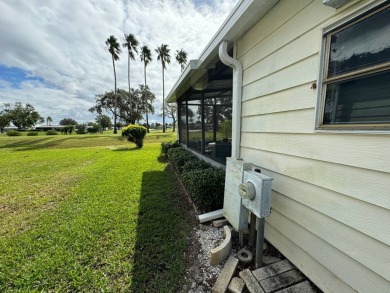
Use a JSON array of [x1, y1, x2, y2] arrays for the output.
[[236, 0, 390, 292]]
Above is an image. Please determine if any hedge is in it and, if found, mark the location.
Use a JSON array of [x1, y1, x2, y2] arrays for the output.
[[165, 143, 225, 211]]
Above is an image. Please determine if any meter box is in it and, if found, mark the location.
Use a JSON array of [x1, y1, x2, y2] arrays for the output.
[[223, 158, 252, 231], [239, 170, 273, 218]]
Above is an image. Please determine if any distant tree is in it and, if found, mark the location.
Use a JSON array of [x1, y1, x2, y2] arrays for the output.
[[0, 113, 10, 132], [175, 49, 188, 72], [59, 118, 77, 126], [1, 102, 43, 129], [106, 35, 121, 134], [46, 116, 53, 126], [156, 44, 171, 133], [139, 84, 156, 124], [122, 33, 138, 121], [162, 103, 177, 132], [97, 114, 112, 130], [89, 88, 143, 124], [140, 45, 152, 133]]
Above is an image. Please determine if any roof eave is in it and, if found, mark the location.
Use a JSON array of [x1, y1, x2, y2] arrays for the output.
[[165, 0, 280, 103]]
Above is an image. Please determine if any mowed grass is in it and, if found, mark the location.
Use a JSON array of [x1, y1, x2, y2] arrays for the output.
[[0, 131, 192, 292]]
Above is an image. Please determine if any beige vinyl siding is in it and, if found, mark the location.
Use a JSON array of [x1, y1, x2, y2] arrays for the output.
[[236, 0, 390, 292]]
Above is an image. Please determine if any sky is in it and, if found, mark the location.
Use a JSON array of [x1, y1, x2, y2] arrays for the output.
[[0, 0, 238, 125]]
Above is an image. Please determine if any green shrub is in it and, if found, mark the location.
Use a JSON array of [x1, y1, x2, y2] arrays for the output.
[[161, 140, 180, 156], [167, 147, 196, 173], [46, 130, 58, 135], [27, 131, 39, 136], [61, 125, 75, 135], [181, 159, 211, 174], [182, 167, 225, 210], [122, 124, 147, 148], [76, 124, 87, 134], [87, 124, 100, 134], [6, 130, 21, 136]]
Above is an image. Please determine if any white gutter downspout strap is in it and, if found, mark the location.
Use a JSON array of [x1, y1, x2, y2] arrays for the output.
[[218, 41, 243, 159]]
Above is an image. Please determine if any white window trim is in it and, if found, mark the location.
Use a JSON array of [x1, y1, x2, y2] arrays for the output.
[[315, 0, 390, 133]]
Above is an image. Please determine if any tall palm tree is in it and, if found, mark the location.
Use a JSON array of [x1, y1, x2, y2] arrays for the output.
[[175, 49, 188, 72], [140, 45, 152, 133], [105, 35, 121, 134], [155, 44, 171, 133], [122, 34, 138, 124], [46, 116, 53, 126]]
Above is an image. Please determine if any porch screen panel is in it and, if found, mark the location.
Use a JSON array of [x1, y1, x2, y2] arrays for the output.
[[179, 102, 187, 145], [187, 104, 202, 152]]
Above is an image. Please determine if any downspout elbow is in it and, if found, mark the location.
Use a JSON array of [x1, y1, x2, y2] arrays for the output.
[[218, 41, 242, 159], [219, 41, 242, 73]]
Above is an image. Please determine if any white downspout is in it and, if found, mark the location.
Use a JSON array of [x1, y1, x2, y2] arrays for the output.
[[219, 41, 242, 159]]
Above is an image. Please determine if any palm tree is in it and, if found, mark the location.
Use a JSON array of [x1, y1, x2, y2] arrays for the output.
[[140, 45, 152, 133], [155, 44, 171, 133], [105, 35, 121, 134], [175, 49, 188, 72], [46, 116, 53, 126], [122, 34, 138, 124]]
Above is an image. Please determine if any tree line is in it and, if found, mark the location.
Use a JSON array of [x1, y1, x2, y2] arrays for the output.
[[0, 101, 115, 133], [101, 34, 187, 134]]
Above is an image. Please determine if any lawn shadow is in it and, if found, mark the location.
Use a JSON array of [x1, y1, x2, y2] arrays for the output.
[[0, 137, 67, 151], [110, 147, 139, 152], [129, 167, 193, 292]]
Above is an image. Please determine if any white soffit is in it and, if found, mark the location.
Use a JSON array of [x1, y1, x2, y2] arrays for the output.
[[166, 0, 279, 103]]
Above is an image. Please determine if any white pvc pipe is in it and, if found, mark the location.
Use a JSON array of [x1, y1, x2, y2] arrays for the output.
[[218, 41, 243, 159], [198, 209, 224, 223]]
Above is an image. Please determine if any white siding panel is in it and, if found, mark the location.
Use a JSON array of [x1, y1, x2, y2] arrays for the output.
[[241, 83, 316, 116], [265, 223, 356, 293], [240, 148, 390, 209], [237, 0, 314, 58], [261, 169, 390, 245], [272, 192, 390, 280], [236, 0, 390, 291], [241, 108, 315, 134], [242, 54, 319, 101], [241, 133, 390, 173], [267, 210, 390, 292], [239, 0, 333, 70], [241, 24, 322, 81]]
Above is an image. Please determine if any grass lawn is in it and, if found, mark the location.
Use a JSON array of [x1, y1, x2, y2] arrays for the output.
[[0, 130, 193, 292]]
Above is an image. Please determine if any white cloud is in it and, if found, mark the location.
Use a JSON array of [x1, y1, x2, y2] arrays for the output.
[[0, 0, 238, 124]]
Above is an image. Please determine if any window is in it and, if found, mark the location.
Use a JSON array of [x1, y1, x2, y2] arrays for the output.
[[318, 3, 390, 130]]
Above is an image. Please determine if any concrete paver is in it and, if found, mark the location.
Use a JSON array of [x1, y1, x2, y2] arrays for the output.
[[212, 256, 239, 293], [253, 259, 295, 281], [228, 277, 245, 293], [275, 281, 317, 293], [213, 218, 229, 228], [239, 269, 264, 293], [259, 269, 305, 293]]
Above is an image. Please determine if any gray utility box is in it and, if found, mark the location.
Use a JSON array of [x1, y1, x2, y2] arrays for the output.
[[223, 158, 252, 232], [239, 171, 273, 218]]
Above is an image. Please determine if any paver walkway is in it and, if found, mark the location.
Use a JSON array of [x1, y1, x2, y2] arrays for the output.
[[213, 257, 318, 293]]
